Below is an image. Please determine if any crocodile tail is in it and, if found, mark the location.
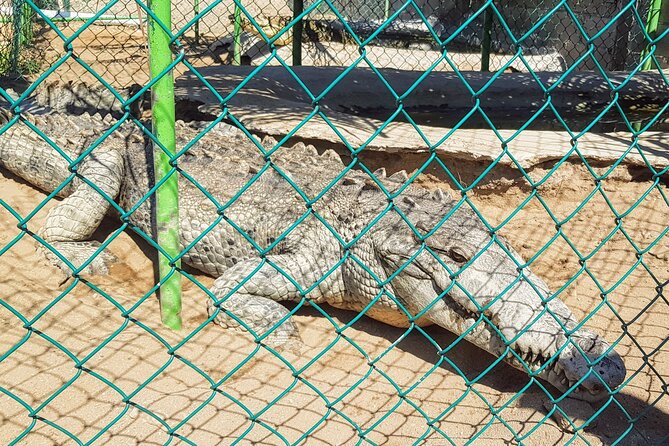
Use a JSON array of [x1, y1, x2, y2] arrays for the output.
[[0, 112, 79, 196]]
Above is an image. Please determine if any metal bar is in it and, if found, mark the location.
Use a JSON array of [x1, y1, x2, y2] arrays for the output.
[[292, 0, 303, 66], [20, 1, 32, 44], [0, 6, 143, 23], [634, 0, 663, 131], [148, 0, 182, 330], [10, 0, 22, 74], [480, 4, 493, 72], [232, 2, 242, 65], [612, 0, 633, 70], [10, 0, 29, 74], [194, 0, 200, 44], [640, 0, 663, 71], [384, 0, 390, 21]]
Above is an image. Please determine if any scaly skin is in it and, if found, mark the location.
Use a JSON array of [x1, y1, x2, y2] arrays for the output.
[[0, 109, 625, 402]]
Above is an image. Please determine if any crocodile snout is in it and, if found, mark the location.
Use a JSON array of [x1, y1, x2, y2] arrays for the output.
[[557, 331, 626, 401]]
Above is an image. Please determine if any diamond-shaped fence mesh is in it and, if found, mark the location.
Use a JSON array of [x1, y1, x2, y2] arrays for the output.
[[1, 0, 668, 444], [0, 0, 663, 82]]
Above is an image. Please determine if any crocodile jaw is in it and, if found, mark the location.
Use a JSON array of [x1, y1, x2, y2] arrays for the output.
[[388, 256, 625, 402], [547, 332, 626, 401]]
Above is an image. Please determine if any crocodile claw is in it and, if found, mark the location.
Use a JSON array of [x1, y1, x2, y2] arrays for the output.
[[39, 241, 118, 277]]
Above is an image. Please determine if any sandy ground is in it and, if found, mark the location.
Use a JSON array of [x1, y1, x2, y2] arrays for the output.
[[0, 154, 667, 445]]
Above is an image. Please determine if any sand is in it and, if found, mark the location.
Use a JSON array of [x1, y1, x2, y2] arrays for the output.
[[0, 155, 667, 445]]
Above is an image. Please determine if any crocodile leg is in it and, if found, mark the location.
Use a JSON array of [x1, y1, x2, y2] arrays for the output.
[[207, 254, 337, 350], [39, 149, 125, 275]]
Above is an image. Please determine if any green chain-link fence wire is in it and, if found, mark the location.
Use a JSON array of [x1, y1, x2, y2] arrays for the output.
[[1, 0, 669, 444]]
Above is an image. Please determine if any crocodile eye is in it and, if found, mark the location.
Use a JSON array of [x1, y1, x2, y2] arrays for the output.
[[447, 247, 469, 264]]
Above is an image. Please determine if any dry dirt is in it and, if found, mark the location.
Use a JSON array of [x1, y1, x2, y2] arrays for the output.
[[0, 155, 667, 446]]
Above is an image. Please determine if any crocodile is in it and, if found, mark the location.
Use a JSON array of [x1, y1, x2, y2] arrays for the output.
[[0, 109, 626, 402]]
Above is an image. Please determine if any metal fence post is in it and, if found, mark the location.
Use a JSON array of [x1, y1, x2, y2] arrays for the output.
[[10, 0, 33, 74], [233, 2, 242, 65], [480, 4, 493, 72], [640, 0, 663, 71], [194, 0, 200, 44], [632, 0, 664, 131], [292, 0, 303, 66], [148, 0, 182, 330]]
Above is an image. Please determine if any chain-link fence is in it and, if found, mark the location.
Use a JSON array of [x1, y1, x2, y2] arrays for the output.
[[0, 0, 665, 84], [1, 0, 668, 444]]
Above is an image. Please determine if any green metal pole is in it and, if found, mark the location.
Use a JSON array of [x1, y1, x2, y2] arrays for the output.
[[480, 5, 493, 72], [20, 1, 33, 44], [292, 0, 303, 66], [640, 0, 663, 71], [148, 0, 182, 330], [10, 0, 22, 74], [633, 0, 663, 131], [194, 0, 200, 44], [10, 0, 29, 74], [384, 0, 390, 21], [232, 2, 242, 65]]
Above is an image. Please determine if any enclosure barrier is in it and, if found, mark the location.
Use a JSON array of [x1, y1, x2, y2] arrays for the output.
[[0, 0, 668, 444], [0, 0, 659, 80]]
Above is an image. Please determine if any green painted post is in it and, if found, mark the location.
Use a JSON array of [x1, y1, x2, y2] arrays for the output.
[[233, 2, 242, 65], [633, 0, 663, 131], [640, 0, 663, 71], [384, 0, 391, 21], [148, 0, 182, 330], [20, 0, 32, 44], [292, 0, 303, 66], [480, 5, 493, 72], [194, 0, 200, 44], [10, 0, 22, 74], [10, 0, 32, 75]]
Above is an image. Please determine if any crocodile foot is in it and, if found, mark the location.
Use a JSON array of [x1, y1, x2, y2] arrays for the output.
[[39, 240, 118, 277], [207, 296, 304, 353]]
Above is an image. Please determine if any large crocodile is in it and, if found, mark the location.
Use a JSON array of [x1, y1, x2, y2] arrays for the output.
[[0, 109, 625, 402]]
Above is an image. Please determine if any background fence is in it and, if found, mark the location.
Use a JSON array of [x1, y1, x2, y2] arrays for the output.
[[0, 0, 666, 84], [0, 0, 668, 444]]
